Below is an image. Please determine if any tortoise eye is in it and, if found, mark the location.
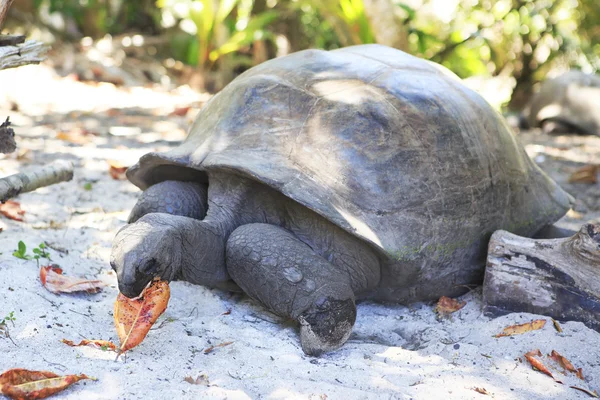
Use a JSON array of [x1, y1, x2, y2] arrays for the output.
[[140, 258, 159, 275]]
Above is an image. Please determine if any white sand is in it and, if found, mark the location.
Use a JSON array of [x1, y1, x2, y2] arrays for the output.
[[1, 65, 599, 400]]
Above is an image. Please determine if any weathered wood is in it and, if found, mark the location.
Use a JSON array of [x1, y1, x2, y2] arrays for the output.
[[0, 34, 24, 46], [0, 39, 47, 70], [0, 116, 15, 154], [0, 0, 15, 31], [483, 224, 600, 331], [0, 160, 74, 202]]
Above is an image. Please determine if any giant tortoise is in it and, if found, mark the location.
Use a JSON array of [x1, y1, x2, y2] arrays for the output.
[[523, 71, 600, 135], [111, 44, 572, 355]]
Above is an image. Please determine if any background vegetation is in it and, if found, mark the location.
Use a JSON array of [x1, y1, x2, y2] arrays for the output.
[[9, 0, 600, 109]]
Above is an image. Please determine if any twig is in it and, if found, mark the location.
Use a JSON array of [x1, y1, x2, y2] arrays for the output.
[[0, 0, 15, 31], [0, 34, 23, 46], [0, 160, 74, 202]]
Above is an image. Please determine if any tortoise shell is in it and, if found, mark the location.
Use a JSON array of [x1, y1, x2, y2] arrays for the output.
[[127, 45, 571, 272]]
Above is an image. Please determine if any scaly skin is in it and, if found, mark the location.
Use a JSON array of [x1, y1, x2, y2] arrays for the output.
[[111, 171, 380, 355]]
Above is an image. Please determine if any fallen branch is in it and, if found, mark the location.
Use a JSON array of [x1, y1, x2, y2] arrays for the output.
[[0, 160, 74, 202], [0, 34, 24, 47], [0, 39, 47, 70], [483, 224, 600, 332]]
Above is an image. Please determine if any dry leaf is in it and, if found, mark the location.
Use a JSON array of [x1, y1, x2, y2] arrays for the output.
[[170, 106, 191, 117], [472, 387, 490, 395], [40, 266, 106, 294], [62, 339, 117, 351], [494, 319, 546, 337], [56, 129, 96, 145], [549, 350, 579, 376], [552, 319, 563, 333], [568, 165, 599, 184], [570, 387, 599, 398], [524, 349, 558, 381], [0, 201, 25, 222], [434, 296, 466, 317], [203, 341, 233, 354], [0, 368, 94, 400], [114, 279, 170, 356], [107, 160, 128, 180], [184, 374, 209, 386]]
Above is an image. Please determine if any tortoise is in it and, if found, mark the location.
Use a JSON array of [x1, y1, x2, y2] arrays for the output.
[[111, 44, 572, 355], [523, 71, 600, 135]]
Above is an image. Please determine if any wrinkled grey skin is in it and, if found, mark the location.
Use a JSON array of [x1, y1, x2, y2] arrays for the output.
[[111, 45, 572, 356], [523, 71, 600, 135]]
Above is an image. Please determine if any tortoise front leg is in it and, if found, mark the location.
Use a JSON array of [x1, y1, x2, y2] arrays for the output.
[[226, 223, 357, 356], [128, 180, 208, 223]]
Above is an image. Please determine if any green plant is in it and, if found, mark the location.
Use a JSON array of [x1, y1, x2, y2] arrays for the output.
[[83, 182, 93, 191], [298, 0, 375, 46], [159, 0, 278, 70], [13, 241, 31, 260], [2, 311, 16, 325], [13, 241, 51, 266]]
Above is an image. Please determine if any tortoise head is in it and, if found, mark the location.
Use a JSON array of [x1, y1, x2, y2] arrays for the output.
[[110, 213, 182, 298]]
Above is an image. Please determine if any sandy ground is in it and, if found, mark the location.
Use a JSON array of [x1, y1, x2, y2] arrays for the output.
[[1, 63, 599, 400]]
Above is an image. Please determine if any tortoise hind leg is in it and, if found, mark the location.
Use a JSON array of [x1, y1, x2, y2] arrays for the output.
[[226, 223, 357, 356], [128, 181, 208, 223]]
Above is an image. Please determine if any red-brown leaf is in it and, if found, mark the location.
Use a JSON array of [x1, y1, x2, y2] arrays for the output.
[[434, 296, 466, 317], [524, 349, 558, 381], [203, 341, 233, 354], [62, 339, 117, 351], [107, 160, 128, 180], [494, 319, 546, 337], [0, 201, 25, 222], [549, 350, 579, 376], [114, 280, 170, 355], [0, 368, 94, 400], [40, 265, 106, 294]]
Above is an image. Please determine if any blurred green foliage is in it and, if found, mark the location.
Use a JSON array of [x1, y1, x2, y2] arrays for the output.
[[23, 0, 599, 105], [157, 0, 277, 70]]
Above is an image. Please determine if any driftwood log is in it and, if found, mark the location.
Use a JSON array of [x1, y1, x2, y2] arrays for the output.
[[0, 160, 74, 202], [483, 224, 600, 331]]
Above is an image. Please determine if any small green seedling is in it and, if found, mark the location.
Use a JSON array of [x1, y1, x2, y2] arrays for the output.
[[13, 241, 31, 260], [13, 241, 51, 266], [83, 182, 93, 191], [2, 311, 16, 325], [32, 242, 51, 261]]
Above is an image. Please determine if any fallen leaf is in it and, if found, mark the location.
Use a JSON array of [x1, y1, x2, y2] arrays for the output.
[[56, 129, 96, 145], [568, 165, 599, 184], [549, 350, 580, 377], [107, 160, 128, 180], [472, 387, 490, 395], [494, 319, 546, 337], [570, 387, 599, 398], [170, 106, 191, 117], [203, 341, 233, 354], [114, 279, 170, 356], [434, 296, 466, 317], [184, 374, 209, 386], [552, 319, 563, 333], [40, 265, 106, 294], [525, 349, 558, 381], [0, 368, 94, 399], [221, 309, 231, 316], [0, 201, 25, 222], [62, 339, 117, 351]]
